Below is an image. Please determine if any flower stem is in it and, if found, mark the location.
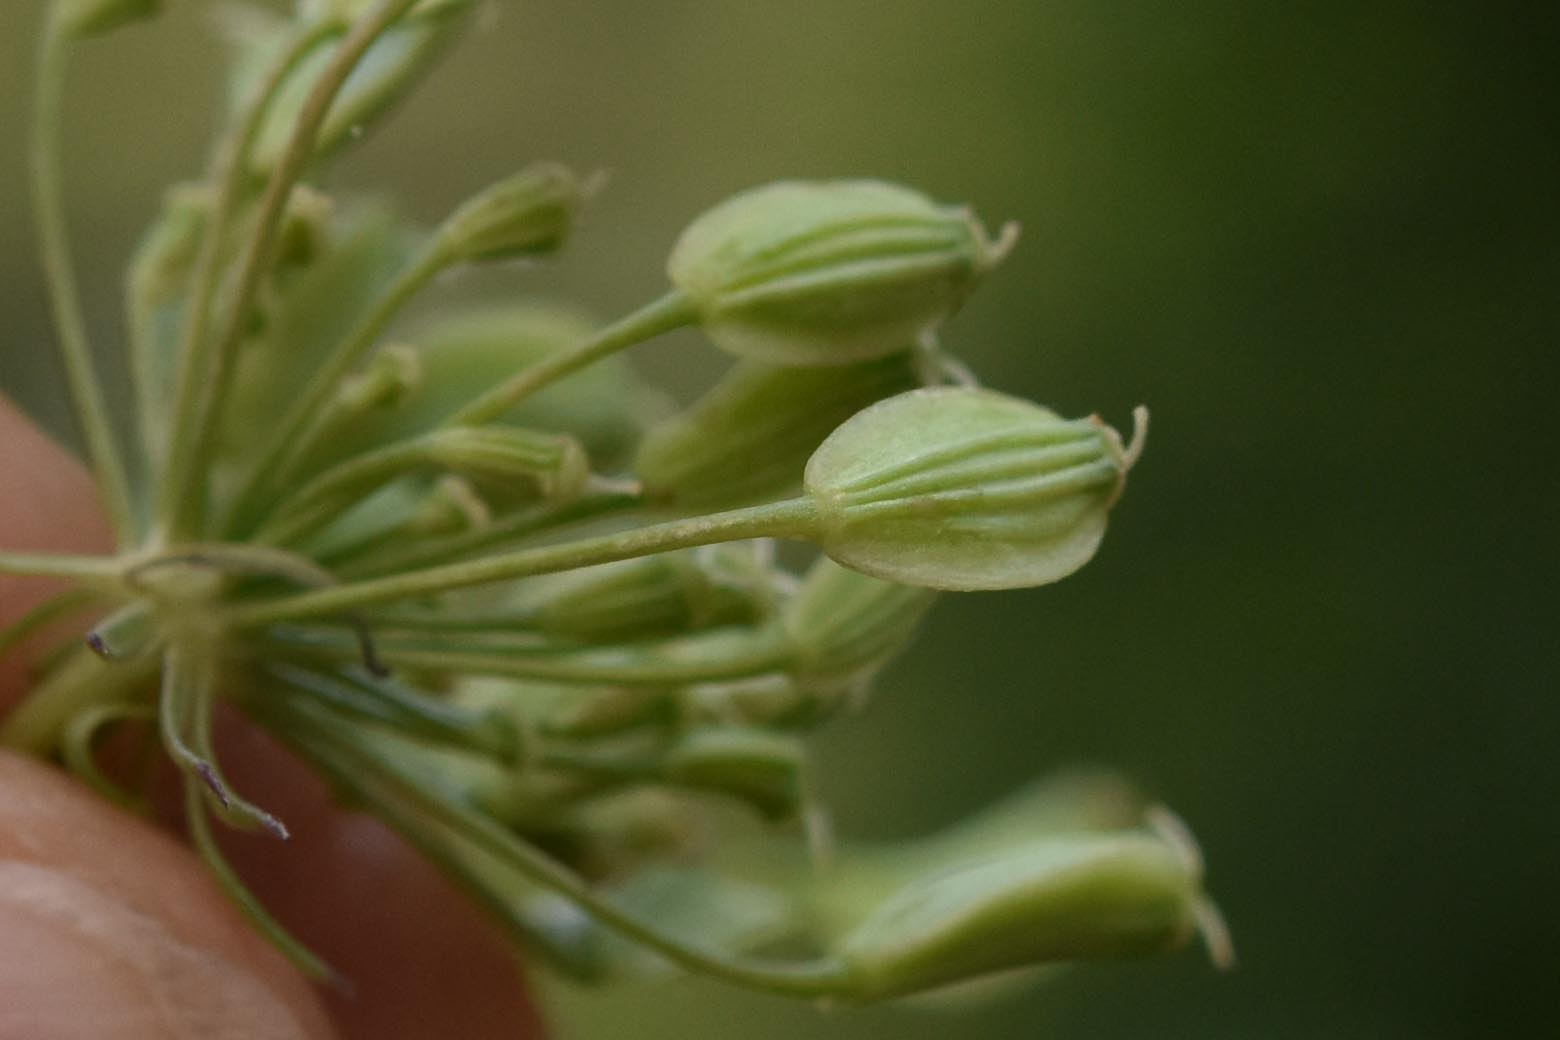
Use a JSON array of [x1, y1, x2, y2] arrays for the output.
[[158, 0, 424, 542], [221, 241, 452, 538], [338, 489, 642, 579], [31, 20, 134, 545], [0, 647, 158, 756], [267, 695, 854, 998], [446, 290, 695, 427], [183, 777, 340, 985], [293, 628, 794, 686], [232, 499, 818, 627], [141, 19, 334, 516], [0, 587, 97, 660], [0, 550, 122, 583]]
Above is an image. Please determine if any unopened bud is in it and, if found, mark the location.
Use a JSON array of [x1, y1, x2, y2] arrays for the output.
[[836, 833, 1206, 1000], [782, 558, 935, 686], [662, 727, 806, 821], [805, 387, 1146, 591], [524, 547, 773, 644], [276, 185, 335, 269], [636, 353, 922, 509], [426, 426, 589, 502], [668, 179, 1015, 365], [405, 474, 489, 536], [337, 344, 423, 413], [435, 163, 585, 265], [56, 0, 160, 38]]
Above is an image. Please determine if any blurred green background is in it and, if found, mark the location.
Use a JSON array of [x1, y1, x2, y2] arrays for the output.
[[2, 2, 1555, 1037]]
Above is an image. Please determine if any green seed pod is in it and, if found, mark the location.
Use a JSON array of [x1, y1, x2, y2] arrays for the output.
[[635, 353, 923, 509], [56, 0, 160, 38], [667, 180, 1015, 365], [836, 833, 1203, 1000], [805, 387, 1145, 591], [250, 1, 476, 176], [782, 557, 936, 687], [662, 727, 806, 821], [426, 426, 590, 502], [433, 163, 585, 265]]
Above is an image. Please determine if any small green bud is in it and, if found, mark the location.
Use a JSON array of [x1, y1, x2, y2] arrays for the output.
[[275, 185, 335, 269], [85, 602, 158, 663], [56, 0, 160, 38], [538, 684, 673, 739], [317, 306, 672, 472], [836, 833, 1204, 1000], [635, 353, 923, 509], [667, 179, 1016, 365], [805, 387, 1146, 591], [335, 343, 423, 413], [426, 426, 589, 502], [521, 547, 775, 644], [662, 727, 806, 821], [434, 164, 586, 265], [682, 675, 818, 729], [405, 474, 489, 536], [782, 557, 936, 687]]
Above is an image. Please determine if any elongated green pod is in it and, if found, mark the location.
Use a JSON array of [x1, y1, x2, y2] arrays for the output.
[[805, 387, 1146, 591], [668, 180, 1014, 365]]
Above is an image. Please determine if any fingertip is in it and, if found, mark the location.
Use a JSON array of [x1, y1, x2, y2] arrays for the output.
[[0, 862, 329, 1040], [0, 396, 113, 711], [0, 752, 337, 1040]]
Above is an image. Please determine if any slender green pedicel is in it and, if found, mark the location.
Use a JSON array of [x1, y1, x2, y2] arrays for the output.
[[0, 0, 1220, 1012]]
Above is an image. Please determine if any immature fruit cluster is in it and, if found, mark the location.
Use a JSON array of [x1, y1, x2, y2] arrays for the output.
[[0, 0, 1224, 1011]]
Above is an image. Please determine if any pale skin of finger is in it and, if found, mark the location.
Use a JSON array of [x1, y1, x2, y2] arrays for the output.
[[0, 397, 542, 1038]]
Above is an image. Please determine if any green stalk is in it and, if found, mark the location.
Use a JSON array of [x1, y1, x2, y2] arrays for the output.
[[267, 696, 853, 998], [160, 642, 289, 840], [318, 629, 793, 686], [266, 715, 607, 980], [158, 0, 424, 541], [0, 551, 122, 583], [447, 291, 695, 427], [0, 647, 158, 756], [251, 438, 436, 548], [183, 778, 339, 985], [0, 587, 96, 660], [222, 241, 452, 538], [339, 490, 642, 579], [31, 19, 134, 544], [232, 499, 818, 627], [264, 663, 518, 762], [61, 703, 156, 814], [139, 20, 335, 506]]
